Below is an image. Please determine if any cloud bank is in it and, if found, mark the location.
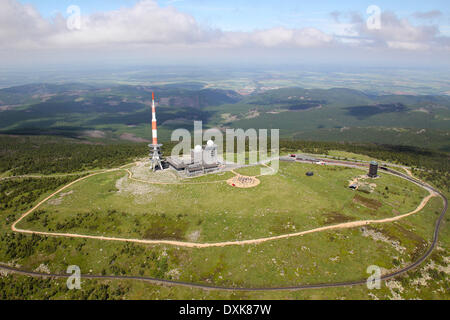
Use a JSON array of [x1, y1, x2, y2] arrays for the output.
[[413, 10, 443, 20], [0, 0, 448, 66], [350, 11, 445, 51]]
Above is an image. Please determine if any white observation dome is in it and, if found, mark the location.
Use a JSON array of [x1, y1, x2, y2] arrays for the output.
[[194, 145, 203, 152]]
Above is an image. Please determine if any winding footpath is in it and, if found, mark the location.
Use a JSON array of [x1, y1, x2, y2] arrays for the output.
[[1, 161, 448, 291]]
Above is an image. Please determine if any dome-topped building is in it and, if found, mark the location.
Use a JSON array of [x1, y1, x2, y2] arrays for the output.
[[191, 145, 203, 164], [204, 140, 218, 165], [168, 140, 220, 176]]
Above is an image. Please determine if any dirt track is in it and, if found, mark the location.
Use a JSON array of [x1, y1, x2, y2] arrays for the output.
[[11, 161, 438, 249]]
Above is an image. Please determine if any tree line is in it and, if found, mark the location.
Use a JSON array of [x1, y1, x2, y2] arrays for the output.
[[0, 135, 447, 191]]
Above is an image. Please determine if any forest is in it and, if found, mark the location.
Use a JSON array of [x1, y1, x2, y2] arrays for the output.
[[0, 134, 448, 191], [0, 135, 149, 175]]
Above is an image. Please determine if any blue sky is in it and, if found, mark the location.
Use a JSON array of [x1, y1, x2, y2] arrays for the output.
[[19, 0, 449, 32], [161, 0, 449, 32]]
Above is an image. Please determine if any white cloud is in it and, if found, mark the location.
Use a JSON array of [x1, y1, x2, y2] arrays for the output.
[[330, 11, 341, 23], [0, 0, 448, 66], [348, 11, 447, 51], [0, 0, 333, 50], [245, 27, 332, 48], [413, 10, 443, 20], [0, 0, 56, 49], [386, 41, 430, 51], [252, 27, 295, 47]]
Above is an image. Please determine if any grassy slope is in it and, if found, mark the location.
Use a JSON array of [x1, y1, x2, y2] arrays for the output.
[[4, 160, 445, 299], [18, 162, 426, 243], [1, 196, 447, 299], [0, 137, 447, 299]]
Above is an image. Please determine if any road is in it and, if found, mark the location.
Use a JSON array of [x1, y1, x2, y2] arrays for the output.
[[1, 161, 448, 292]]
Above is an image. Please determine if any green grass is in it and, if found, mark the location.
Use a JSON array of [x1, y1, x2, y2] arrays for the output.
[[18, 162, 427, 244], [3, 195, 446, 296], [1, 139, 446, 300], [1, 160, 447, 299]]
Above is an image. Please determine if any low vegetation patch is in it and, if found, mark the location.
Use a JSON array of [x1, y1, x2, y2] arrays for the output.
[[323, 212, 355, 225], [143, 214, 188, 241], [353, 194, 382, 210]]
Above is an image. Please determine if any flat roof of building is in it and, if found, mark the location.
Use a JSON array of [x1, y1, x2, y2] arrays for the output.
[[166, 157, 188, 169], [296, 154, 318, 161]]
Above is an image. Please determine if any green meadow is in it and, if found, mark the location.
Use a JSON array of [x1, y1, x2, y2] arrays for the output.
[[1, 151, 446, 299], [19, 161, 427, 243]]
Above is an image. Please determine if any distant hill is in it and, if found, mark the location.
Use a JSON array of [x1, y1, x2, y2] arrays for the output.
[[209, 87, 450, 151]]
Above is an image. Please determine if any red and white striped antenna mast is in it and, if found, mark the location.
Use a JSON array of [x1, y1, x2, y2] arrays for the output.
[[151, 92, 158, 145], [149, 92, 163, 171]]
